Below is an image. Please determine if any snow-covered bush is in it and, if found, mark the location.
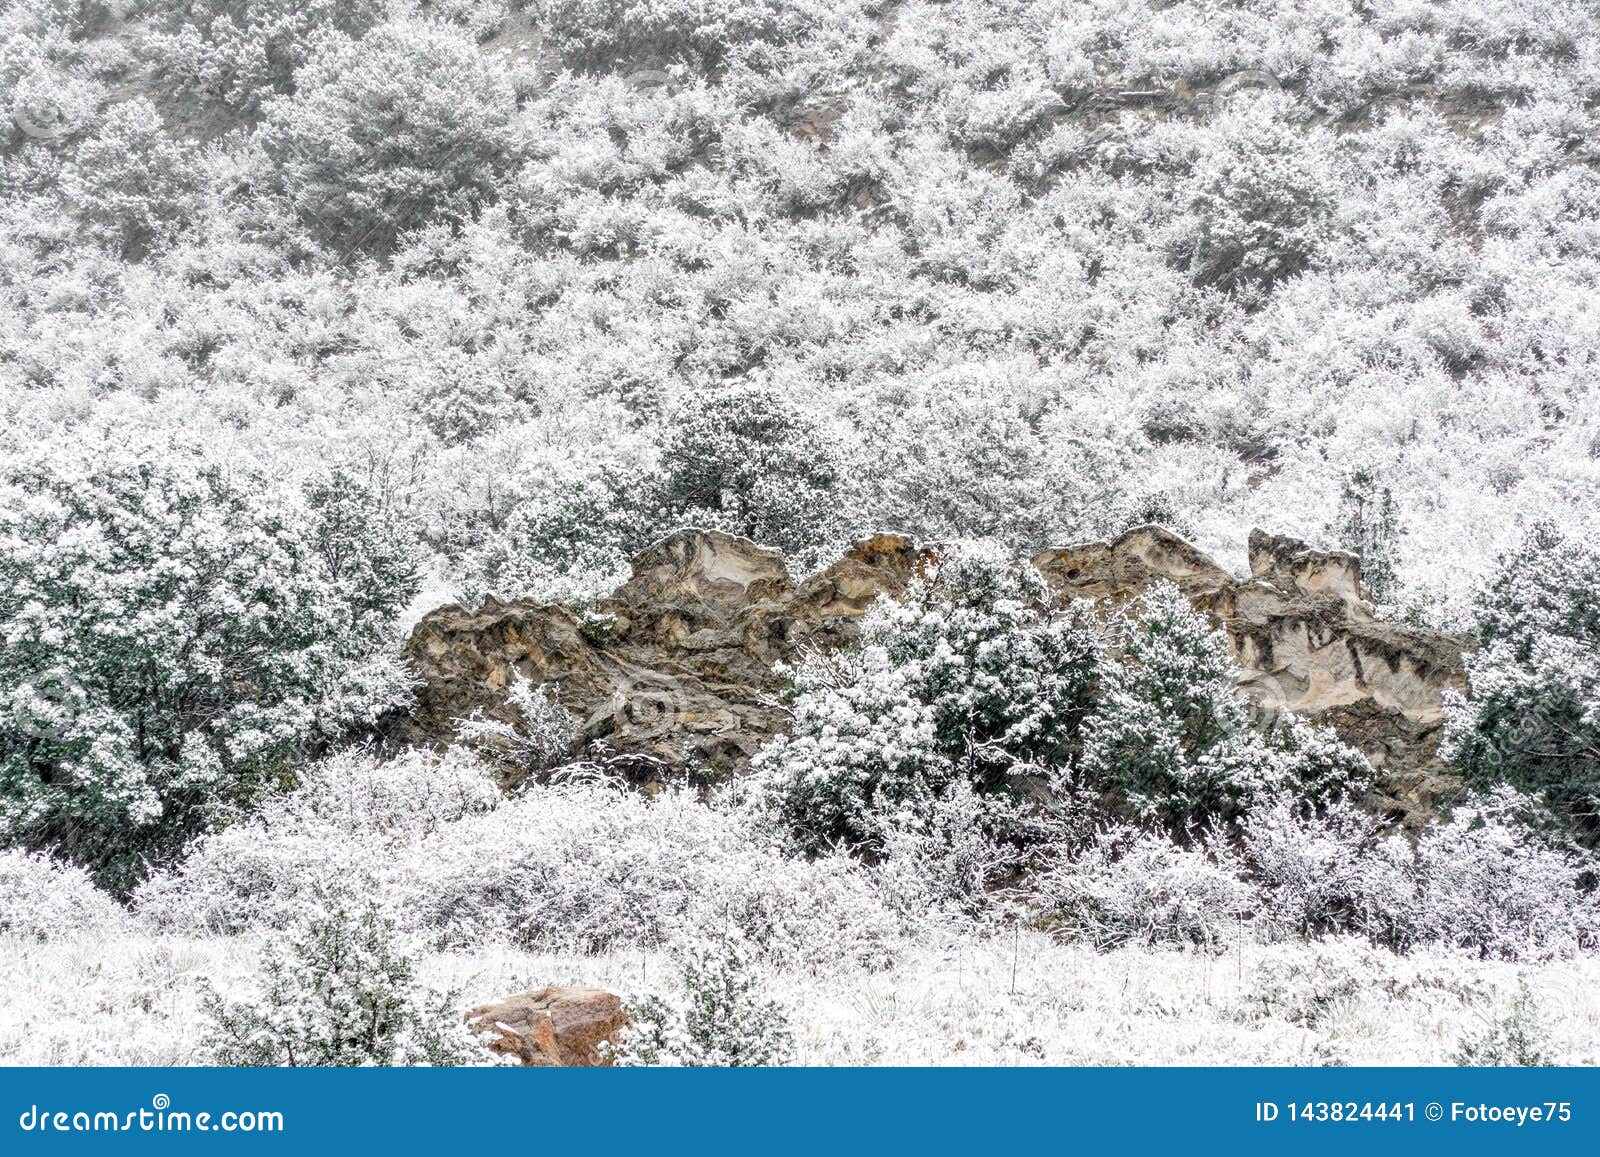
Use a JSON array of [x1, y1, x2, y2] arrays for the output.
[[63, 97, 201, 259], [155, 0, 391, 110], [1242, 796, 1415, 945], [135, 747, 501, 933], [1035, 824, 1251, 950], [0, 848, 126, 941], [1082, 583, 1372, 827], [1453, 978, 1556, 1067], [1411, 789, 1600, 961], [142, 744, 901, 968], [1329, 468, 1403, 604], [1169, 91, 1341, 293], [612, 936, 793, 1067], [1443, 523, 1600, 842], [255, 19, 519, 255], [200, 894, 488, 1067], [874, 778, 1046, 918], [757, 559, 1369, 876], [400, 781, 902, 969], [752, 543, 1102, 855], [453, 674, 577, 784], [537, 0, 855, 73], [654, 380, 853, 559], [1244, 788, 1599, 960], [0, 442, 417, 891]]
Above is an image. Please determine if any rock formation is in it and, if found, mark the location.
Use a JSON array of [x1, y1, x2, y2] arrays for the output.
[[407, 525, 1468, 823], [466, 987, 628, 1066]]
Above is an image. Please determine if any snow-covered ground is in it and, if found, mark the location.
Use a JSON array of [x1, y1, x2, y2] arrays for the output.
[[6, 930, 1598, 1067]]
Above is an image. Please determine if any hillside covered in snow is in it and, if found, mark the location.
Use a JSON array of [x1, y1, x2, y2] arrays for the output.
[[3, 0, 1600, 1067]]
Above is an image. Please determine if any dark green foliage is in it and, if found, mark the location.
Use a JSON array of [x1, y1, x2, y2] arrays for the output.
[[202, 896, 483, 1067], [1444, 522, 1600, 841], [1332, 468, 1402, 603], [1082, 583, 1371, 830], [0, 447, 414, 891], [615, 938, 793, 1067], [655, 381, 852, 558]]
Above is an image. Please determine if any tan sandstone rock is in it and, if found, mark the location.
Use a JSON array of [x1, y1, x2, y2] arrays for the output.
[[466, 987, 627, 1067], [406, 525, 1469, 823]]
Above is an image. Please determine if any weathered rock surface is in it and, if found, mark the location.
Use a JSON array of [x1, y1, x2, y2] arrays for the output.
[[466, 987, 627, 1067], [406, 529, 933, 773], [1031, 527, 1466, 821], [407, 525, 1468, 822]]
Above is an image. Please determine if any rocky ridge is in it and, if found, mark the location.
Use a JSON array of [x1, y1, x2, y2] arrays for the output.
[[406, 526, 1468, 823]]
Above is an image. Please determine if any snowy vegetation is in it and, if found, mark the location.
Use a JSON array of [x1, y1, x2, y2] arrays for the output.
[[3, 0, 1600, 1066], [4, 0, 1600, 618], [5, 563, 1596, 1065]]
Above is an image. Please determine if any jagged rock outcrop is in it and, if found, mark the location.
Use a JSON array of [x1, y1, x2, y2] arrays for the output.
[[407, 525, 1468, 822], [406, 530, 932, 773], [1030, 527, 1466, 821]]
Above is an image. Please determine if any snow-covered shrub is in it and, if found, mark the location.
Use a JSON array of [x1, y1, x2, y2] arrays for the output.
[[1035, 825, 1251, 950], [1443, 522, 1600, 842], [63, 97, 201, 259], [1082, 583, 1372, 828], [1453, 978, 1556, 1067], [135, 747, 501, 933], [874, 778, 1044, 918], [1411, 788, 1599, 960], [654, 380, 853, 560], [1169, 92, 1341, 293], [752, 542, 1102, 855], [1246, 936, 1393, 1029], [0, 849, 126, 941], [1243, 795, 1416, 945], [137, 747, 902, 968], [447, 441, 652, 607], [1329, 468, 1403, 604], [200, 894, 488, 1067], [758, 559, 1368, 871], [454, 674, 577, 784], [1244, 787, 1598, 960], [155, 0, 391, 110], [0, 442, 417, 891], [537, 0, 850, 73], [255, 19, 519, 255], [749, 644, 944, 857], [399, 781, 901, 969], [612, 936, 793, 1067]]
